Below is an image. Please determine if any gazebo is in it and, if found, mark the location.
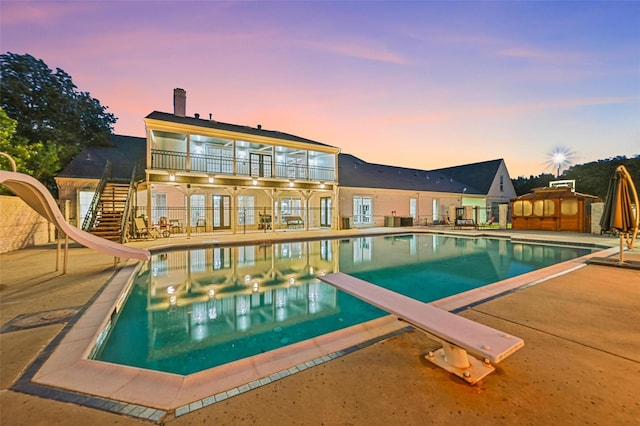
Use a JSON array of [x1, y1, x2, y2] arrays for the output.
[[510, 186, 600, 233]]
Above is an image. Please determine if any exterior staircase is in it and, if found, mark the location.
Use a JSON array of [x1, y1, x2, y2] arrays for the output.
[[88, 183, 129, 242]]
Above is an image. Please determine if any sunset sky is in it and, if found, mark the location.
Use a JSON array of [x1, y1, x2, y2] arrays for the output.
[[1, 1, 638, 178]]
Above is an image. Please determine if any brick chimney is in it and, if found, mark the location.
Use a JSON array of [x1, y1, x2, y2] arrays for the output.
[[173, 88, 186, 117]]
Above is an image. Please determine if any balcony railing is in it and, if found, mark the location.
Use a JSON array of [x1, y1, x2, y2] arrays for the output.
[[151, 149, 335, 182], [132, 205, 333, 236]]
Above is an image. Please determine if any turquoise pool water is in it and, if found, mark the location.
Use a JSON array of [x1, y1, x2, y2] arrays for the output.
[[93, 234, 594, 375]]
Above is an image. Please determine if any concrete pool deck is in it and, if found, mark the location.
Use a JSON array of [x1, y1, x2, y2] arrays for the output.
[[1, 228, 639, 425]]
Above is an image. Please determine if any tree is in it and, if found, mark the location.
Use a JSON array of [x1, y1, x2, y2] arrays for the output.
[[1, 52, 116, 193], [564, 156, 640, 199], [512, 173, 556, 196], [0, 106, 60, 179], [511, 156, 640, 199]]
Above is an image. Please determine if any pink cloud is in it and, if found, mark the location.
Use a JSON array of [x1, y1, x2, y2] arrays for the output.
[[496, 47, 585, 64], [300, 38, 407, 65]]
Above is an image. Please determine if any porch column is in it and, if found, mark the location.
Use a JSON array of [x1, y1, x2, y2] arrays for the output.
[[266, 188, 275, 233], [303, 190, 312, 230], [230, 187, 239, 234], [146, 176, 152, 226]]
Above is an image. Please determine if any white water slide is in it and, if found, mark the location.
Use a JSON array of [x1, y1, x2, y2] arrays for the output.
[[0, 169, 150, 265]]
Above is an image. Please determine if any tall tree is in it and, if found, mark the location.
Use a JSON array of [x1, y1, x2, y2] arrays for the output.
[[564, 156, 640, 199], [0, 106, 56, 174], [0, 52, 116, 193], [512, 156, 640, 199], [512, 173, 556, 196]]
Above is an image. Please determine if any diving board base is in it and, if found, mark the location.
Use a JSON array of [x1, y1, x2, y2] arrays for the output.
[[426, 346, 495, 385]]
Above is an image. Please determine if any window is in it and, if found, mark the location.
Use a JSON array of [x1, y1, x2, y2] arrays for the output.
[[432, 199, 439, 222], [308, 150, 335, 181], [205, 144, 233, 174], [533, 199, 555, 217], [279, 197, 302, 223], [353, 196, 372, 224], [561, 199, 578, 215], [238, 195, 255, 225], [190, 194, 205, 226], [500, 175, 504, 192], [513, 200, 532, 216], [78, 190, 94, 227], [152, 193, 167, 224], [410, 198, 417, 220]]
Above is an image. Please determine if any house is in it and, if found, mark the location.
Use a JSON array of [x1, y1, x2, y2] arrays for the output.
[[56, 134, 145, 232], [337, 154, 516, 228], [56, 88, 516, 241], [137, 88, 339, 236]]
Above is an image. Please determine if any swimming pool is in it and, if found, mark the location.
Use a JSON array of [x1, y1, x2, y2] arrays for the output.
[[92, 234, 595, 375]]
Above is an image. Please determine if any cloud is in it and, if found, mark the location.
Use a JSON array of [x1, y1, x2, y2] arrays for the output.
[[496, 47, 585, 65], [299, 38, 407, 65], [367, 95, 638, 127]]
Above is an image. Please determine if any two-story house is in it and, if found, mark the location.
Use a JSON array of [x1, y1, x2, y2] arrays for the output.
[[137, 89, 339, 236], [56, 88, 516, 242]]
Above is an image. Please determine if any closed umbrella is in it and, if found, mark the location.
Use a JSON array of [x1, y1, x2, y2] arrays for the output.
[[600, 165, 638, 265]]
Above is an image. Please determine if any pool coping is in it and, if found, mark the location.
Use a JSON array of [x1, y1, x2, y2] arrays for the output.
[[16, 235, 619, 420]]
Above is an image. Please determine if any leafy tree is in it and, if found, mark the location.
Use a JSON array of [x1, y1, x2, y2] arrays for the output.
[[512, 155, 640, 199], [564, 156, 640, 199], [0, 106, 59, 178], [512, 173, 556, 195], [0, 52, 116, 193]]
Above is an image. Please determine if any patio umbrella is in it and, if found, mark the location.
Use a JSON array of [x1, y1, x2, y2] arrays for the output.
[[600, 165, 639, 265]]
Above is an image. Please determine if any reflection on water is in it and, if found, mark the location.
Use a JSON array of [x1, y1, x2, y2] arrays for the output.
[[94, 234, 593, 374]]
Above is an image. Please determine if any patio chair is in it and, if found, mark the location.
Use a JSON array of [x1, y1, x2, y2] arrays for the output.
[[134, 217, 161, 239], [169, 218, 183, 233], [195, 218, 206, 232], [480, 216, 495, 228]]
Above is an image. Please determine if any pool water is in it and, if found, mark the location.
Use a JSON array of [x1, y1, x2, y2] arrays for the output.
[[93, 234, 594, 375]]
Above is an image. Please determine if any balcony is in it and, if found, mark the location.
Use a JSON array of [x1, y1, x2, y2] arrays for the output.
[[151, 149, 335, 182]]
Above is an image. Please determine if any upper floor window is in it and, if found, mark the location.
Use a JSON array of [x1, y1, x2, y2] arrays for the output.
[[500, 175, 504, 192], [190, 135, 233, 174]]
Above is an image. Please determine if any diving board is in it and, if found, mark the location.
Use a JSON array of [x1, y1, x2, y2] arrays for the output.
[[318, 272, 524, 384], [0, 170, 150, 269]]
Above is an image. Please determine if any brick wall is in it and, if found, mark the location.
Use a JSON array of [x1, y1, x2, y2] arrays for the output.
[[0, 195, 55, 253]]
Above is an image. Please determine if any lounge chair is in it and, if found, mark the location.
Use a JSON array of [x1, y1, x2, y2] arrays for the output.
[[480, 216, 495, 228], [134, 217, 161, 239]]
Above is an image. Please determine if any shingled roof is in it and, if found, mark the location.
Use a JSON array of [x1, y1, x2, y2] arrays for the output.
[[338, 154, 482, 194], [57, 134, 145, 180], [146, 111, 336, 149], [431, 159, 504, 194]]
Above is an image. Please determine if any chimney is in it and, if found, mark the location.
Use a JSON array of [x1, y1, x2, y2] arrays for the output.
[[173, 88, 186, 117]]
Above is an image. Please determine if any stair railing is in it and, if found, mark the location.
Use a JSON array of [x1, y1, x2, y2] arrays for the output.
[[119, 160, 143, 243], [82, 160, 112, 231]]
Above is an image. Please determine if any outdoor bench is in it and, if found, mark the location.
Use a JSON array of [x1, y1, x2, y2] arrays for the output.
[[284, 215, 304, 228], [319, 272, 524, 384], [455, 218, 477, 229]]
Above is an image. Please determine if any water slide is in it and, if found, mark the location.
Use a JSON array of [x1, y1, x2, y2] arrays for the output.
[[0, 170, 150, 262]]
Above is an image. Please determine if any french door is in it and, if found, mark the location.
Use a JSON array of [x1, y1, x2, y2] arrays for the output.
[[320, 197, 332, 227], [212, 195, 231, 230]]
